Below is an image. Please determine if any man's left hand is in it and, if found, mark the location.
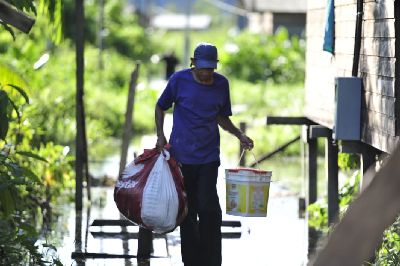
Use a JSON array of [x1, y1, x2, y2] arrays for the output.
[[239, 134, 254, 150]]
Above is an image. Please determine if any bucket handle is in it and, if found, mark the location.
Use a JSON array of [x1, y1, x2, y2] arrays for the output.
[[238, 149, 260, 170]]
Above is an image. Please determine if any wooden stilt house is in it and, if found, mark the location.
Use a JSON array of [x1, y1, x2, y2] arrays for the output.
[[306, 0, 398, 153], [304, 2, 400, 262], [301, 0, 399, 224]]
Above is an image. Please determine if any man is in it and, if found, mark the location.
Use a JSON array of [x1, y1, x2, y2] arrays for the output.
[[155, 42, 254, 266], [161, 50, 179, 80]]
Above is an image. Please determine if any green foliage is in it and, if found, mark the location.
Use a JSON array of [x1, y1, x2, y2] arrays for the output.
[[374, 215, 400, 266], [103, 0, 156, 60], [0, 0, 162, 263], [307, 154, 400, 263], [308, 200, 329, 232], [307, 170, 360, 231], [220, 80, 304, 159], [220, 28, 305, 84], [62, 0, 157, 60], [0, 82, 30, 140], [0, 65, 68, 265], [338, 171, 360, 213], [338, 152, 360, 171], [0, 149, 62, 266], [2, 0, 62, 43]]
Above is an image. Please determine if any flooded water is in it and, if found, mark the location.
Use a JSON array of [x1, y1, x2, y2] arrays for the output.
[[52, 156, 314, 265], [55, 184, 308, 266], [51, 121, 325, 265]]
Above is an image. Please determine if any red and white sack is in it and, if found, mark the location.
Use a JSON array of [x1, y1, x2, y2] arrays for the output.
[[114, 147, 187, 233]]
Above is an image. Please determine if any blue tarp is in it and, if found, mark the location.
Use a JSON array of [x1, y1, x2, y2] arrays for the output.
[[323, 0, 335, 53]]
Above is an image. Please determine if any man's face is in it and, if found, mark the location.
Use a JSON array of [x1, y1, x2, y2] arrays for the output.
[[195, 68, 214, 83]]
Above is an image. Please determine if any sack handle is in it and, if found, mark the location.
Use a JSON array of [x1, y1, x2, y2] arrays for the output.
[[161, 149, 170, 160], [238, 149, 260, 170]]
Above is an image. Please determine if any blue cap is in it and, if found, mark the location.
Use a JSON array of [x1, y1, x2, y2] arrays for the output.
[[193, 43, 218, 69]]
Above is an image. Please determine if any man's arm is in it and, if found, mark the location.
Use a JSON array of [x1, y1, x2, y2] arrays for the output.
[[217, 115, 254, 150], [155, 105, 167, 150]]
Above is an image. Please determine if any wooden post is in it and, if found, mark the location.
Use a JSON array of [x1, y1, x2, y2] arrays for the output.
[[394, 0, 400, 135], [118, 63, 140, 177], [239, 122, 246, 166], [361, 151, 376, 176], [326, 135, 339, 225], [0, 0, 35, 33], [75, 0, 85, 211], [137, 227, 154, 259], [308, 137, 318, 205], [97, 0, 105, 70], [75, 211, 83, 253], [304, 124, 318, 206], [84, 134, 90, 201], [308, 126, 339, 224], [360, 148, 380, 191], [340, 141, 381, 191], [303, 125, 321, 256]]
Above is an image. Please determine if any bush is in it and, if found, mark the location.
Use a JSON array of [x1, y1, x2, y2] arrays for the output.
[[374, 216, 400, 265], [220, 28, 305, 84], [0, 81, 68, 265]]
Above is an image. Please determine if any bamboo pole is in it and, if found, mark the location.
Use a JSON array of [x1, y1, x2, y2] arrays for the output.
[[75, 0, 85, 211], [118, 63, 140, 178]]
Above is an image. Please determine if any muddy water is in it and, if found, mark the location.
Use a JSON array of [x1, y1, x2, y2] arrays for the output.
[[54, 153, 312, 265], [56, 114, 319, 265]]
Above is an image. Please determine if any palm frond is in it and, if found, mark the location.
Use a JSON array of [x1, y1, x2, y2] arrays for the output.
[[38, 0, 63, 43], [0, 62, 30, 92]]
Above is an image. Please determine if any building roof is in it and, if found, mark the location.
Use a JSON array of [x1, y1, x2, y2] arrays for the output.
[[151, 14, 212, 30], [242, 0, 307, 13]]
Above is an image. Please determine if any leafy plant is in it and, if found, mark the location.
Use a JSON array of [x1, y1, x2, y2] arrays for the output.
[[0, 148, 63, 266], [374, 215, 400, 265], [308, 200, 329, 232], [307, 164, 361, 231], [220, 28, 305, 84], [338, 153, 360, 171], [0, 66, 67, 265], [1, 0, 62, 43], [338, 171, 360, 213]]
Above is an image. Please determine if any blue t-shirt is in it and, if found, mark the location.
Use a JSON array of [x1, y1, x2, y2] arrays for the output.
[[157, 69, 232, 164]]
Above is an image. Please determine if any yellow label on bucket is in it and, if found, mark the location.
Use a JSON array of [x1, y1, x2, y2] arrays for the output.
[[248, 184, 270, 215], [225, 168, 271, 217], [226, 183, 247, 213]]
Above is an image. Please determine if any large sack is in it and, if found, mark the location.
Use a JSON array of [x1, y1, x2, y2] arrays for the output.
[[114, 147, 187, 233]]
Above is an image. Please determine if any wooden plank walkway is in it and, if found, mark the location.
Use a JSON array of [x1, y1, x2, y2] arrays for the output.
[[68, 178, 307, 265], [72, 218, 243, 262]]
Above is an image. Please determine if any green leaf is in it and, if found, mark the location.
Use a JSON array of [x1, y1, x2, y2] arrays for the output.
[[16, 151, 48, 162], [0, 21, 16, 40], [0, 188, 16, 217], [7, 84, 29, 104], [6, 162, 24, 178], [0, 90, 10, 140], [21, 167, 41, 183], [0, 63, 30, 91], [7, 97, 21, 122], [19, 222, 37, 236]]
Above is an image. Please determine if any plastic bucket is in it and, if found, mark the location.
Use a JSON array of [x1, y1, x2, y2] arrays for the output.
[[225, 168, 272, 217]]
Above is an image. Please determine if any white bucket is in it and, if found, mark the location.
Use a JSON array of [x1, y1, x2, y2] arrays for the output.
[[225, 168, 272, 217]]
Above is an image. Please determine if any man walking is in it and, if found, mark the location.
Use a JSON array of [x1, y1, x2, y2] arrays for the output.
[[155, 42, 254, 266]]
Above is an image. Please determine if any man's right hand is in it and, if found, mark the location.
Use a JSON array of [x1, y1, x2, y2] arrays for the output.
[[156, 134, 167, 151]]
